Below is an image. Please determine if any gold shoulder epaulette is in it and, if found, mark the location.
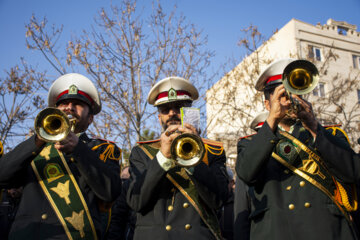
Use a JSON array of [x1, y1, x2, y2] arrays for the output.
[[202, 138, 223, 147], [91, 141, 122, 163], [202, 138, 224, 156], [324, 125, 350, 144]]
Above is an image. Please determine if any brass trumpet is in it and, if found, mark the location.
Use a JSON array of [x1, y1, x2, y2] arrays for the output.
[[34, 107, 76, 142], [170, 133, 205, 167], [282, 60, 319, 113]]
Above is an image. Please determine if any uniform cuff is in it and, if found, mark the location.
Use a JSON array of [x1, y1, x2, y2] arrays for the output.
[[156, 151, 174, 171]]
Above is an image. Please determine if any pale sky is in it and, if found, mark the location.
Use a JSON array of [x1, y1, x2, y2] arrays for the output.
[[1, 0, 359, 81]]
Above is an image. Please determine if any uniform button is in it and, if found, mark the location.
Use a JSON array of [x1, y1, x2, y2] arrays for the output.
[[299, 181, 306, 187], [270, 140, 276, 144], [32, 151, 37, 155], [289, 204, 295, 210], [284, 169, 289, 174], [70, 157, 75, 162], [183, 203, 189, 208], [168, 205, 174, 211], [185, 224, 191, 230], [304, 202, 311, 208], [41, 213, 48, 220], [165, 225, 172, 231], [286, 186, 292, 190]]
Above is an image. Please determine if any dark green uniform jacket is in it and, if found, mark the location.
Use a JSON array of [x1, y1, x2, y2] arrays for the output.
[[0, 133, 122, 239], [315, 128, 360, 235], [234, 136, 253, 240], [127, 139, 229, 240], [235, 121, 358, 240]]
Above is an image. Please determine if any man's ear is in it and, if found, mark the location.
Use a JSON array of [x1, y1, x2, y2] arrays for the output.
[[87, 114, 94, 126], [264, 99, 270, 111], [158, 113, 162, 124]]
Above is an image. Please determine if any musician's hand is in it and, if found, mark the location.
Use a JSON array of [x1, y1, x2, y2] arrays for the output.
[[161, 125, 182, 158], [161, 123, 199, 158], [54, 132, 79, 154], [266, 85, 291, 131], [180, 123, 199, 135], [35, 135, 46, 148], [292, 95, 318, 137]]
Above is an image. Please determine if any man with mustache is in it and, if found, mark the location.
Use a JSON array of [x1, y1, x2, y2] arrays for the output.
[[0, 73, 122, 239], [235, 59, 358, 240], [127, 76, 229, 240]]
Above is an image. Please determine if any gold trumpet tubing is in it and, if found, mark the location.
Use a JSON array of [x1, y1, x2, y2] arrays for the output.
[[68, 116, 77, 132], [0, 140, 3, 156], [288, 94, 301, 114]]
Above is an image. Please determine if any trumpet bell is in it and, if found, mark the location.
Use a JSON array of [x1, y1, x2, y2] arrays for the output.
[[283, 60, 319, 95], [170, 133, 205, 167], [35, 108, 71, 142]]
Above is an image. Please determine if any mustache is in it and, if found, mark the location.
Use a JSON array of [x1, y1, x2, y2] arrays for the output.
[[162, 115, 181, 132], [166, 115, 181, 124]]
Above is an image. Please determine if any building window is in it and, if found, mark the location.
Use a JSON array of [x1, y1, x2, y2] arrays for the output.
[[308, 45, 322, 61], [313, 83, 325, 97], [353, 55, 360, 69], [358, 89, 360, 103], [337, 26, 348, 36]]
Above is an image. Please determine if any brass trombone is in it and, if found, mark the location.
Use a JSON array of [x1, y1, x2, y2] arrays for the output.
[[282, 60, 319, 113], [34, 107, 76, 142], [170, 133, 205, 167]]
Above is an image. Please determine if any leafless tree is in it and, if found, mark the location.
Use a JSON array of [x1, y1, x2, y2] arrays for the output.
[[307, 47, 360, 150], [21, 0, 214, 152], [206, 25, 274, 155], [0, 60, 46, 151]]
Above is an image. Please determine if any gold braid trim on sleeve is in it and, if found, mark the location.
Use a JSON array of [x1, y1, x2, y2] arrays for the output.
[[204, 144, 224, 156], [325, 126, 350, 144]]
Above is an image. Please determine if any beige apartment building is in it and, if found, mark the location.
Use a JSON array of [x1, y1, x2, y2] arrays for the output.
[[206, 18, 360, 168]]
